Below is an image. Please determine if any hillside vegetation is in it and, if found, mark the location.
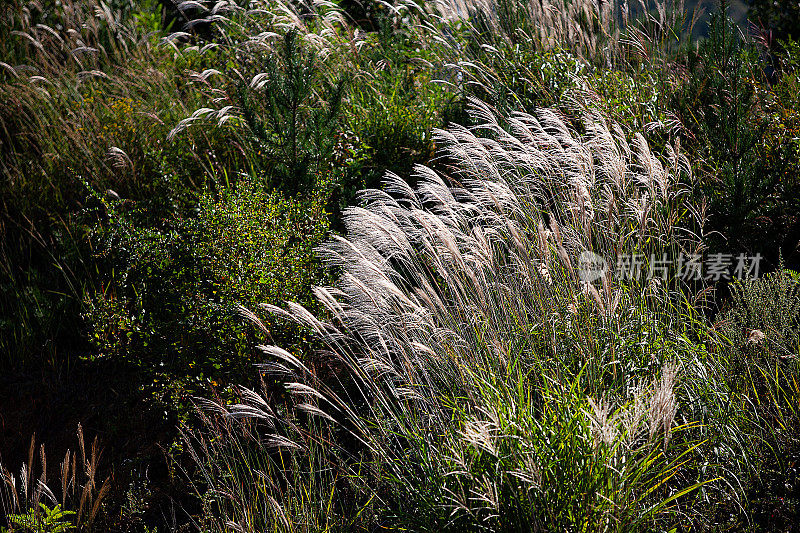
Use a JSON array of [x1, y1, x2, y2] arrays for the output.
[[1, 0, 800, 531]]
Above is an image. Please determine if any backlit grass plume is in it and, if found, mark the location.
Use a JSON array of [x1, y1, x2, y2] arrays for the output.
[[188, 100, 707, 531]]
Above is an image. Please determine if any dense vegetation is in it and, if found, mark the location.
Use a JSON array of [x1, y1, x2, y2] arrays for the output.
[[1, 0, 800, 530]]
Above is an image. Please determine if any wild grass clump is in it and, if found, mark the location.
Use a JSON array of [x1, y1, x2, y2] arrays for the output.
[[4, 0, 800, 529], [0, 426, 110, 532], [188, 99, 711, 531]]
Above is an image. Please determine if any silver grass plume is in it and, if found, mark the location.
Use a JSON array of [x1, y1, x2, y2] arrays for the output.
[[199, 100, 702, 530]]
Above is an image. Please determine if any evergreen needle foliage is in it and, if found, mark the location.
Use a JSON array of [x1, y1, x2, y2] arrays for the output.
[[238, 29, 347, 195]]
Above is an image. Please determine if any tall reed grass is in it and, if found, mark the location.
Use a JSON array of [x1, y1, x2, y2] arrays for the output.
[[0, 425, 110, 531], [188, 99, 713, 531], [0, 0, 243, 369]]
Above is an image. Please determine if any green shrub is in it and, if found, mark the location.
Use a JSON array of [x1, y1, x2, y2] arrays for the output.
[[347, 99, 437, 189], [85, 176, 330, 400], [340, 17, 453, 196], [588, 66, 667, 131], [237, 29, 346, 196]]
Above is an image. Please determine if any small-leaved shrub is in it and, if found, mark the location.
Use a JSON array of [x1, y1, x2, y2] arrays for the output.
[[85, 176, 330, 405]]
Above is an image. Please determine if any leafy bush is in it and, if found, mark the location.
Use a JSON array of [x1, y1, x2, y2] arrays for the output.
[[346, 97, 438, 190], [85, 176, 330, 400]]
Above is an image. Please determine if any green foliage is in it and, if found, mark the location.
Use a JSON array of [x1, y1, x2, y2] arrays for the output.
[[238, 29, 346, 195], [5, 504, 75, 533], [329, 17, 454, 209], [484, 45, 585, 113], [0, 6, 244, 370], [748, 0, 800, 43], [5, 0, 800, 530], [85, 176, 329, 400], [665, 4, 800, 269], [680, 269, 800, 528], [347, 96, 437, 189], [720, 268, 800, 363], [674, 9, 778, 257], [589, 66, 667, 130]]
